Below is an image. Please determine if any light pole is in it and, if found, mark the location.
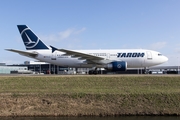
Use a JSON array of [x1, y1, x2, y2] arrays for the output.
[[177, 57, 179, 74], [178, 57, 179, 74]]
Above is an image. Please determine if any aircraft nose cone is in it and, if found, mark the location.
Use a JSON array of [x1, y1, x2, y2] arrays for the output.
[[164, 56, 168, 62]]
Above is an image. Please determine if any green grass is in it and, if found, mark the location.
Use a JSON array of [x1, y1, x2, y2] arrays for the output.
[[1, 75, 180, 116], [0, 75, 180, 95]]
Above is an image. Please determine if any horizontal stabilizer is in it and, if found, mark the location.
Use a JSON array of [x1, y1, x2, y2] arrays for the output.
[[5, 49, 38, 58]]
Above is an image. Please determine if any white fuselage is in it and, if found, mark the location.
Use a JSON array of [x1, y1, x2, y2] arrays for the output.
[[8, 25, 168, 71], [28, 49, 168, 68]]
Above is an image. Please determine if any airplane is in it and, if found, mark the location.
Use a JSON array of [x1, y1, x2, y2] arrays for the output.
[[6, 25, 168, 74]]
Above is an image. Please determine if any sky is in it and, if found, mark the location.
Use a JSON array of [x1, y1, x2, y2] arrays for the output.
[[0, 0, 180, 66]]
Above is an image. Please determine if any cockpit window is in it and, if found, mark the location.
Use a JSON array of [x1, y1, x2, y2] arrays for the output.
[[158, 53, 162, 56]]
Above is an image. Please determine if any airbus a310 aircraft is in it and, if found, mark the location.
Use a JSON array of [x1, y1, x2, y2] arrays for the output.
[[6, 25, 168, 74]]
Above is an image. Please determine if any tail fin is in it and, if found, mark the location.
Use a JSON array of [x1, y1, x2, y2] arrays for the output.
[[17, 25, 49, 50]]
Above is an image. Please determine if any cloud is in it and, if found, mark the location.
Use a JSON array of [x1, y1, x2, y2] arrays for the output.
[[150, 41, 167, 50], [74, 27, 86, 34], [58, 28, 75, 40], [39, 27, 86, 42]]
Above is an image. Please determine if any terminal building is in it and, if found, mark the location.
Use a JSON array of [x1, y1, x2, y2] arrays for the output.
[[0, 61, 76, 75], [0, 61, 179, 74], [0, 63, 29, 74]]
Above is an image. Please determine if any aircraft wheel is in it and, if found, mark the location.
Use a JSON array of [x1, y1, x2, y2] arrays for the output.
[[93, 71, 98, 75], [88, 70, 93, 75]]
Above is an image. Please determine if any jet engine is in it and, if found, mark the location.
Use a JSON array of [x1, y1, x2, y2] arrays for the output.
[[105, 61, 127, 71]]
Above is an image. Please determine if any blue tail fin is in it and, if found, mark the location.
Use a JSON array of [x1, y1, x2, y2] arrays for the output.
[[17, 25, 49, 50]]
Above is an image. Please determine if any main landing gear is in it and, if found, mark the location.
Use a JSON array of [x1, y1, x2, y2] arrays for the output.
[[88, 67, 98, 75], [88, 70, 99, 75], [88, 68, 107, 75]]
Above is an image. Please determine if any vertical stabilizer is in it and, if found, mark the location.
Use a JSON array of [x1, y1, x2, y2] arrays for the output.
[[17, 25, 49, 50]]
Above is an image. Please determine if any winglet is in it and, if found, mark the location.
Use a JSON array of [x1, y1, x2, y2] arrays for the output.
[[50, 45, 58, 53]]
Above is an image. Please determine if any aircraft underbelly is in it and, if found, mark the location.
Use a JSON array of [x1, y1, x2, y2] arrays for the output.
[[38, 57, 88, 67], [125, 58, 144, 68]]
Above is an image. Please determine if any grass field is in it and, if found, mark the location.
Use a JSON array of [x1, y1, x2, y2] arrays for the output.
[[0, 76, 180, 94], [0, 75, 180, 95], [0, 75, 180, 116]]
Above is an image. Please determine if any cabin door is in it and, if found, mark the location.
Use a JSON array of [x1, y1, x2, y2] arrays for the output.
[[146, 51, 152, 60]]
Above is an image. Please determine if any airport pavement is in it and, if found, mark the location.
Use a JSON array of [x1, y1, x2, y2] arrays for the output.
[[0, 74, 180, 77]]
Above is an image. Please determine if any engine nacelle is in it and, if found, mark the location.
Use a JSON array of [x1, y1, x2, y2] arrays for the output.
[[105, 61, 127, 71]]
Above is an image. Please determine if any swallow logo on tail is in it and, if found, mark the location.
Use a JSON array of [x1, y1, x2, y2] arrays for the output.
[[17, 25, 49, 50]]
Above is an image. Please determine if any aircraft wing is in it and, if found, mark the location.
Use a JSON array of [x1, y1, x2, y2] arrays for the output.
[[59, 49, 104, 60], [50, 46, 105, 64], [5, 49, 38, 58]]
